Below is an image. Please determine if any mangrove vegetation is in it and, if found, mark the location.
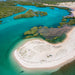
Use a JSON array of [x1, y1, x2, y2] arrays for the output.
[[0, 1, 26, 19], [23, 26, 70, 43], [59, 16, 75, 28], [0, 20, 2, 24], [14, 10, 48, 19]]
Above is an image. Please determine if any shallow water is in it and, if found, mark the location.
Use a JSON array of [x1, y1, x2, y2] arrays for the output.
[[0, 5, 72, 75]]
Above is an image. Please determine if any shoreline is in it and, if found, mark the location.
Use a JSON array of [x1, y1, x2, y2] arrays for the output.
[[13, 27, 75, 70], [43, 2, 75, 17], [57, 2, 75, 17]]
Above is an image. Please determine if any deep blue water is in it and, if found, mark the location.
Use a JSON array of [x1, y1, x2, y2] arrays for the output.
[[0, 5, 69, 75]]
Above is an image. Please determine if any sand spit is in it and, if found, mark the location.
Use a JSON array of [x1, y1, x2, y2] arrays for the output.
[[14, 27, 75, 69]]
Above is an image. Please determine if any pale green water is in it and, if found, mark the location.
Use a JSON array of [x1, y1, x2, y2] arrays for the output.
[[0, 5, 72, 75]]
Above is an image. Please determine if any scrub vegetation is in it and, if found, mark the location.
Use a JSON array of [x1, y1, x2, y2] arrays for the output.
[[16, 1, 47, 7], [23, 26, 71, 44], [14, 10, 48, 19], [14, 9, 35, 19], [0, 2, 26, 19], [59, 17, 75, 27], [0, 20, 2, 24]]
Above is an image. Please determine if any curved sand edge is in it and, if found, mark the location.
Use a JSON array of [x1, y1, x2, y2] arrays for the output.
[[13, 27, 75, 70], [57, 2, 75, 17], [43, 2, 75, 17]]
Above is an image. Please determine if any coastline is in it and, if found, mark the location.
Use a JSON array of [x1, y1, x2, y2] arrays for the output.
[[57, 2, 75, 17], [70, 7, 75, 17], [43, 2, 75, 17], [13, 27, 75, 70]]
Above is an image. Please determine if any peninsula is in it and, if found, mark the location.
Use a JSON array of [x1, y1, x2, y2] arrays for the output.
[[13, 2, 75, 70]]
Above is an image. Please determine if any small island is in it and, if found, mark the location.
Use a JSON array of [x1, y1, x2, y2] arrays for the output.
[[14, 9, 48, 19]]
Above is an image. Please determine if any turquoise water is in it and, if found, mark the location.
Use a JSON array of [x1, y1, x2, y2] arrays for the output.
[[0, 5, 70, 75]]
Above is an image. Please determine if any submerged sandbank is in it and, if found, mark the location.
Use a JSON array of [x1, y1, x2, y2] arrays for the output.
[[13, 27, 75, 70]]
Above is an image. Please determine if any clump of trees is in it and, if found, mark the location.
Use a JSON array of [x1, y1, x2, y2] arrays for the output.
[[45, 33, 66, 43], [16, 1, 34, 6], [14, 10, 48, 19], [62, 18, 67, 22], [0, 20, 2, 24], [24, 26, 47, 39], [16, 1, 47, 7], [56, 6, 70, 10], [58, 16, 75, 28], [14, 9, 35, 19], [0, 1, 17, 6], [59, 22, 67, 27], [35, 11, 39, 17], [67, 19, 75, 25], [50, 7, 55, 9], [24, 26, 40, 39], [0, 2, 26, 19], [35, 4, 47, 7], [23, 26, 66, 44], [65, 16, 75, 19], [40, 11, 48, 16], [24, 26, 38, 35]]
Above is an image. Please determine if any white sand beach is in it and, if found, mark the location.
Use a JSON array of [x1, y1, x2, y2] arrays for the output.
[[14, 27, 75, 69]]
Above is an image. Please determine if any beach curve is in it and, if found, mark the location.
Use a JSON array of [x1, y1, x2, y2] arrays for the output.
[[13, 27, 75, 70]]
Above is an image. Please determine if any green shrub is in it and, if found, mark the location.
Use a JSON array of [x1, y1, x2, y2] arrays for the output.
[[25, 36, 33, 39], [50, 7, 55, 9], [24, 31, 31, 35], [0, 6, 26, 19], [0, 20, 2, 22], [67, 19, 75, 25], [40, 11, 48, 16], [14, 10, 48, 19], [35, 4, 46, 7], [62, 18, 67, 22], [59, 22, 67, 26], [33, 33, 39, 37], [0, 20, 2, 24], [45, 34, 66, 43], [14, 9, 35, 19], [17, 1, 34, 6]]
